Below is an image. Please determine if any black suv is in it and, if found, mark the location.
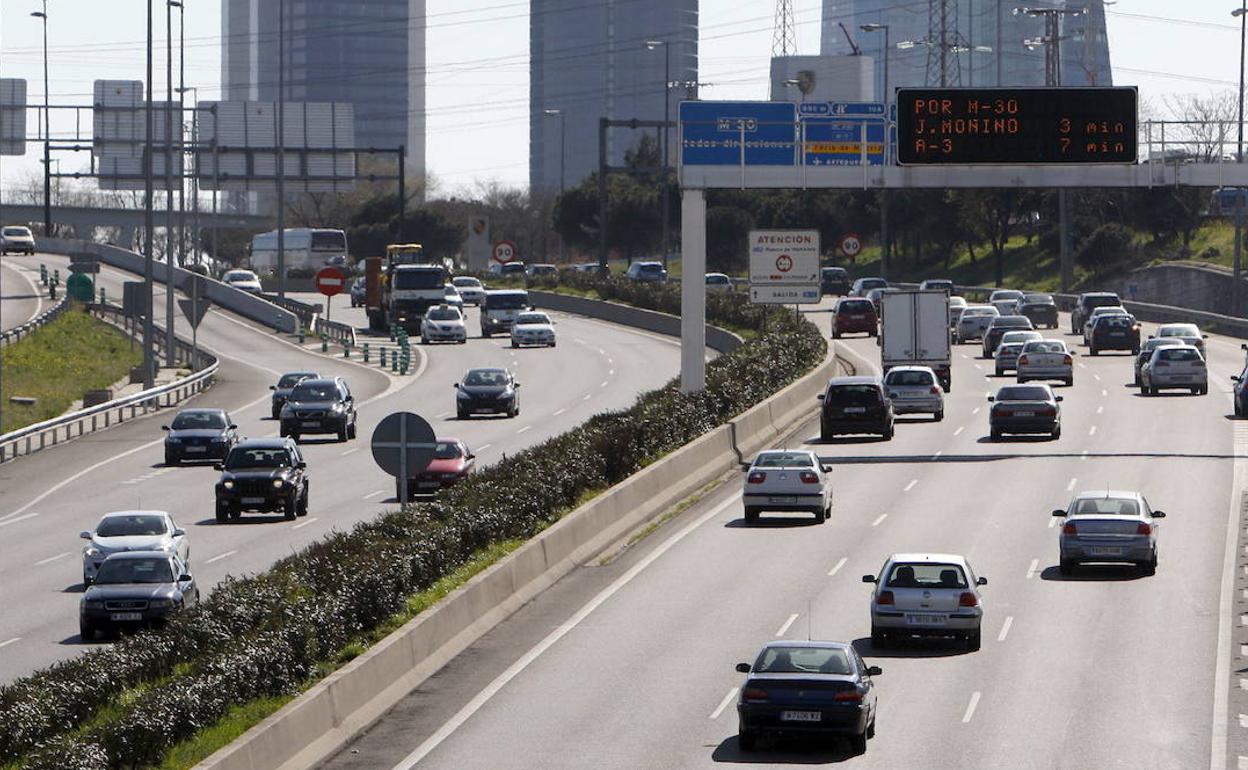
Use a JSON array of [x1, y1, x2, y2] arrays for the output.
[[818, 376, 894, 440], [982, 315, 1034, 358], [820, 267, 850, 295], [162, 408, 238, 465], [1071, 292, 1121, 335], [279, 377, 357, 442], [214, 438, 309, 522], [1089, 314, 1140, 355], [270, 371, 320, 420], [1018, 293, 1058, 329]]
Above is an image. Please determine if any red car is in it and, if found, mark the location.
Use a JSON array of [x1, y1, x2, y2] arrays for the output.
[[832, 298, 878, 338], [398, 438, 476, 497]]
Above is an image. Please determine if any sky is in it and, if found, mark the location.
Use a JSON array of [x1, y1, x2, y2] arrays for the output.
[[0, 0, 1239, 199]]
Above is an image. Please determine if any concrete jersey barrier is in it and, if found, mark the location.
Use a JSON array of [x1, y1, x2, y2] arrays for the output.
[[527, 290, 744, 353], [195, 316, 834, 770]]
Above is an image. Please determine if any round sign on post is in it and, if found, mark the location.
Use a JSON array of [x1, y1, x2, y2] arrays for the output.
[[370, 412, 437, 505], [839, 233, 862, 261], [775, 254, 794, 273], [315, 266, 346, 297], [492, 240, 517, 265]]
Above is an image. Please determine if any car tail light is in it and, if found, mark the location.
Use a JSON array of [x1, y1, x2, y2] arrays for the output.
[[930, 386, 941, 395], [1038, 407, 1056, 416], [1018, 355, 1029, 365], [1063, 354, 1072, 365], [1137, 522, 1152, 535], [958, 592, 979, 607], [833, 690, 864, 703], [799, 471, 820, 484], [747, 471, 767, 484], [877, 590, 894, 605], [1063, 522, 1077, 535], [742, 687, 769, 701]]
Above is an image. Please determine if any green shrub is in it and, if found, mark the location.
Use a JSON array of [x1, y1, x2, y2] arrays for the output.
[[1076, 223, 1134, 274]]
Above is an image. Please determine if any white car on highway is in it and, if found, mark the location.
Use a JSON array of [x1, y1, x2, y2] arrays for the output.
[[988, 289, 1024, 316], [948, 295, 967, 327], [1, 225, 35, 255], [510, 311, 556, 348], [743, 449, 833, 524], [80, 511, 189, 587], [1140, 344, 1208, 395], [451, 276, 486, 305], [1082, 305, 1129, 344], [1153, 322, 1208, 355], [421, 304, 467, 344], [1053, 490, 1165, 576], [863, 553, 987, 651], [222, 269, 263, 294], [955, 305, 999, 343], [1016, 339, 1074, 386], [883, 366, 944, 420]]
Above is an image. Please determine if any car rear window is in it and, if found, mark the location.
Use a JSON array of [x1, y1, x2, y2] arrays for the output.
[[1157, 348, 1201, 361], [885, 370, 934, 386], [997, 386, 1051, 401], [95, 558, 173, 585], [822, 268, 847, 278], [3, 227, 30, 237], [993, 316, 1032, 328], [825, 385, 882, 406], [886, 563, 967, 588], [1098, 316, 1134, 329], [1084, 294, 1121, 309], [1022, 341, 1065, 353], [754, 452, 814, 468], [754, 646, 851, 675], [1073, 497, 1140, 516], [962, 307, 997, 317], [838, 300, 873, 313], [1159, 325, 1200, 337], [278, 373, 317, 388]]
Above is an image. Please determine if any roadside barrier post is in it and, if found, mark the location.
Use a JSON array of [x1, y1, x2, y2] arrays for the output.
[[39, 264, 47, 284], [343, 343, 351, 359], [321, 335, 328, 353], [363, 343, 370, 363], [391, 353, 398, 373]]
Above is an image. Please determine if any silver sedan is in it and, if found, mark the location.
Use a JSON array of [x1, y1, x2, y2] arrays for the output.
[[1053, 491, 1165, 575]]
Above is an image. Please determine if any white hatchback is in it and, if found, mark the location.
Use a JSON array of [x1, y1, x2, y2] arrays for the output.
[[864, 553, 987, 651], [1140, 344, 1207, 395], [883, 366, 944, 420], [451, 276, 486, 305], [742, 449, 833, 524], [510, 311, 556, 348]]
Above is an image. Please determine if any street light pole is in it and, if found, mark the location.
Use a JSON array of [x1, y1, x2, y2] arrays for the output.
[[1234, 4, 1247, 315], [276, 0, 286, 299], [31, 3, 50, 237], [143, 0, 156, 388], [180, 86, 200, 265], [861, 23, 891, 278], [163, 0, 179, 367], [175, 1, 186, 271]]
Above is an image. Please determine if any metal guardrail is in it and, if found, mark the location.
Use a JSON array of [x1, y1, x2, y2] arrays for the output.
[[261, 293, 321, 330], [0, 295, 69, 347], [312, 313, 356, 346], [0, 303, 219, 464]]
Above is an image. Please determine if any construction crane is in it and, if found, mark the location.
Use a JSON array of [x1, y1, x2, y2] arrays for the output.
[[839, 22, 862, 55]]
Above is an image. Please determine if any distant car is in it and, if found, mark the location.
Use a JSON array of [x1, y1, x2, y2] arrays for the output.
[[279, 376, 357, 441], [1082, 306, 1129, 344], [325, 254, 349, 269], [831, 297, 878, 338], [451, 276, 486, 305], [1088, 314, 1140, 355], [214, 438, 309, 522], [1135, 338, 1185, 386], [734, 640, 881, 755], [487, 261, 527, 278], [221, 269, 263, 293], [818, 376, 894, 440], [705, 272, 733, 294], [821, 267, 851, 295], [981, 315, 1034, 358], [443, 284, 464, 310], [398, 438, 476, 498], [863, 552, 987, 651], [955, 305, 999, 343], [988, 383, 1062, 439], [79, 551, 198, 641], [1153, 322, 1208, 355], [742, 449, 833, 523], [999, 329, 1043, 350], [456, 367, 520, 419], [849, 277, 888, 297], [1071, 291, 1122, 334], [79, 510, 189, 587], [349, 276, 367, 308], [161, 408, 238, 465], [993, 341, 1027, 376], [882, 365, 944, 420], [1018, 293, 1058, 329], [988, 289, 1025, 316], [948, 296, 968, 327], [570, 262, 600, 273], [919, 278, 955, 293], [1140, 344, 1207, 395], [1234, 359, 1248, 416], [511, 310, 556, 348], [526, 263, 558, 278], [1, 225, 35, 255], [1016, 339, 1074, 386], [1054, 490, 1166, 576], [269, 371, 320, 420], [625, 260, 667, 283], [421, 304, 468, 345], [864, 287, 889, 312]]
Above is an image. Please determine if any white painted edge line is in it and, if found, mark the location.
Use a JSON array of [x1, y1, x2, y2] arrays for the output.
[[600, 380, 609, 388], [1078, 362, 1088, 369], [363, 490, 385, 501], [775, 613, 800, 637], [1096, 406, 1104, 415], [828, 556, 847, 577], [710, 688, 739, 720], [1212, 431, 1246, 769], [0, 637, 19, 650], [34, 551, 72, 566], [904, 479, 918, 492], [871, 513, 888, 527], [1027, 558, 1040, 579], [516, 426, 532, 434], [1101, 389, 1108, 397], [997, 616, 1014, 642], [0, 512, 40, 528], [1049, 516, 1060, 529], [583, 394, 592, 401], [390, 493, 742, 770], [953, 426, 965, 437], [1066, 477, 1077, 492], [292, 517, 319, 531], [437, 411, 452, 419], [552, 408, 567, 417], [972, 407, 981, 415], [1080, 450, 1089, 461], [340, 447, 360, 457], [204, 549, 238, 565], [962, 691, 982, 723]]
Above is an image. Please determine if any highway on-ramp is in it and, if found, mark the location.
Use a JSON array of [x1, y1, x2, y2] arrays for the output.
[[0, 253, 686, 685], [324, 305, 1242, 770], [0, 257, 44, 333]]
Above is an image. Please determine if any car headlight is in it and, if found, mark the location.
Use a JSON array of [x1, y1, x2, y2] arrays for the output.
[[149, 599, 174, 609], [222, 479, 235, 490], [82, 599, 104, 610], [331, 403, 346, 412], [273, 478, 285, 489], [85, 547, 102, 558]]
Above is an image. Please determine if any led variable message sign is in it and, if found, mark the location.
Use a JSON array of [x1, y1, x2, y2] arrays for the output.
[[895, 87, 1137, 165]]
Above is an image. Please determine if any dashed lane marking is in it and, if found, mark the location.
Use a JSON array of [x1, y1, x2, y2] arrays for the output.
[[775, 613, 799, 637], [292, 517, 319, 531], [710, 688, 739, 720], [828, 557, 847, 577], [998, 616, 1014, 642], [1067, 477, 1077, 492], [1089, 426, 1098, 436], [340, 447, 359, 456], [204, 550, 237, 565], [34, 551, 71, 566], [0, 513, 39, 528], [0, 638, 19, 650], [516, 426, 532, 434], [363, 490, 384, 500], [552, 408, 567, 416], [1027, 558, 1040, 578], [904, 479, 918, 492], [954, 426, 965, 436], [962, 691, 982, 723], [872, 513, 888, 527]]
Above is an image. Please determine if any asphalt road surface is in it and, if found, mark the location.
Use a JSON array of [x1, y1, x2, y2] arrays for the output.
[[0, 257, 44, 333], [324, 304, 1243, 770], [0, 253, 686, 684]]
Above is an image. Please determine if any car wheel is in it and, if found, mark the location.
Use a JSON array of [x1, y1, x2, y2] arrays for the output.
[[869, 329, 877, 338], [848, 731, 868, 755], [457, 409, 469, 420], [550, 341, 557, 347], [421, 335, 429, 345], [271, 407, 281, 421], [283, 495, 297, 521], [866, 716, 876, 740], [229, 506, 242, 521], [738, 728, 757, 753], [870, 625, 889, 649], [348, 422, 357, 440], [165, 453, 178, 467], [1017, 377, 1027, 384], [1064, 378, 1073, 387], [994, 367, 1003, 377], [990, 428, 1003, 440], [215, 502, 229, 524], [966, 628, 982, 652], [82, 572, 93, 588], [1143, 551, 1158, 576], [79, 619, 95, 642], [1059, 559, 1075, 576], [824, 503, 832, 520], [934, 410, 944, 422], [744, 507, 759, 524], [832, 330, 841, 339], [883, 424, 894, 440], [297, 485, 309, 516], [1051, 424, 1061, 439], [1089, 346, 1098, 356]]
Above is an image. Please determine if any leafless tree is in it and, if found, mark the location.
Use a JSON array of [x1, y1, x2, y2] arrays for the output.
[[1161, 90, 1238, 161]]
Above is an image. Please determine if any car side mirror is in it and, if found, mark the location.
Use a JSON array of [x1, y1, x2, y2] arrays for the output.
[[229, 424, 238, 430], [1233, 377, 1241, 383], [816, 393, 825, 401], [297, 461, 307, 469], [1203, 334, 1210, 339], [161, 425, 170, 431], [514, 383, 521, 388], [862, 575, 876, 584], [986, 395, 995, 402], [79, 530, 91, 540], [452, 383, 459, 389], [1148, 335, 1156, 340], [213, 463, 224, 471], [1152, 510, 1167, 518], [269, 385, 276, 390], [1055, 396, 1064, 402], [1051, 509, 1066, 517], [865, 665, 883, 676], [179, 574, 193, 582], [822, 464, 834, 473], [466, 453, 476, 460], [976, 576, 988, 586], [1069, 350, 1078, 356], [173, 528, 186, 537], [735, 663, 751, 674]]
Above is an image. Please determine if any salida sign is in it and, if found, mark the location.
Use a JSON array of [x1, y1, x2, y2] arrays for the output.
[[748, 230, 819, 285]]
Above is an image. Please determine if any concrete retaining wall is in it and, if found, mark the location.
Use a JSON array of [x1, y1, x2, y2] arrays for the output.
[[1106, 262, 1248, 317], [196, 335, 835, 770], [527, 290, 744, 353]]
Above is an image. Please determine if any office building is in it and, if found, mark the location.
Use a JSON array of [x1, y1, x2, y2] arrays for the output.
[[530, 0, 698, 194]]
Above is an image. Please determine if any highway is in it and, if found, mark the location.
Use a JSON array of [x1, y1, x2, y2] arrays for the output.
[[324, 303, 1243, 770], [0, 253, 686, 684], [0, 258, 44, 333]]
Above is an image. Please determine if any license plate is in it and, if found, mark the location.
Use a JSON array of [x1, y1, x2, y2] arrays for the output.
[[769, 496, 797, 504], [1089, 547, 1123, 556], [1014, 411, 1035, 417], [906, 613, 948, 626], [242, 496, 265, 505], [109, 612, 143, 622], [186, 446, 207, 453], [417, 481, 440, 489], [780, 711, 822, 723], [898, 392, 922, 398], [844, 407, 867, 413], [850, 315, 865, 320], [302, 420, 321, 427]]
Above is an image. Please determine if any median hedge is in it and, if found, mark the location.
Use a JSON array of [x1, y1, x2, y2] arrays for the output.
[[0, 284, 824, 769]]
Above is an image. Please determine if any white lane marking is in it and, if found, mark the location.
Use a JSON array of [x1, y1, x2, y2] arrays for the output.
[[710, 688, 739, 720], [35, 551, 72, 566], [871, 513, 888, 527], [292, 517, 319, 531], [583, 394, 592, 401], [516, 426, 532, 434], [1027, 558, 1040, 578], [904, 479, 918, 492], [608, 358, 614, 365], [0, 513, 40, 528], [954, 426, 965, 436], [0, 637, 19, 650], [1080, 450, 1089, 461], [973, 364, 983, 371], [437, 411, 452, 419], [961, 353, 970, 359], [1096, 406, 1104, 415], [609, 369, 615, 376], [998, 616, 1014, 642], [597, 348, 606, 355], [204, 550, 238, 565], [1078, 362, 1088, 369], [340, 447, 359, 457], [476, 443, 492, 452], [1240, 714, 1248, 728], [1089, 426, 1098, 436], [1049, 516, 1060, 528], [1093, 373, 1102, 381], [1101, 389, 1108, 397], [389, 492, 742, 770], [363, 490, 385, 500], [575, 338, 586, 344], [775, 613, 800, 637], [828, 557, 848, 577], [962, 691, 982, 723], [1212, 426, 1248, 766], [972, 407, 981, 415], [600, 380, 609, 388], [1067, 477, 1077, 492], [932, 450, 943, 461], [984, 391, 991, 398], [552, 408, 567, 416]]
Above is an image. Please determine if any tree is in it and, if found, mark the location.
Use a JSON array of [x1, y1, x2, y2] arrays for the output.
[[705, 206, 755, 273], [1162, 91, 1237, 161]]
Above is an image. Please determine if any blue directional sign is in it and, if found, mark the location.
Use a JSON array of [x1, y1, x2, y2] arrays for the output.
[[680, 101, 798, 166], [799, 101, 886, 118], [802, 118, 888, 166]]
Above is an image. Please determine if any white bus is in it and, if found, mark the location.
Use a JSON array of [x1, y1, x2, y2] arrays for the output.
[[248, 228, 348, 274]]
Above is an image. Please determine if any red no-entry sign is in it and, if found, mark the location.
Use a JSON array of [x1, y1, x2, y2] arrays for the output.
[[315, 266, 346, 297]]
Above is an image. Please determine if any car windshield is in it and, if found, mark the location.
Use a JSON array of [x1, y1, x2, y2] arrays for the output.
[[637, 264, 663, 274], [707, 274, 729, 284], [94, 557, 173, 585], [290, 383, 339, 401], [1022, 341, 1066, 353], [885, 370, 934, 386], [993, 317, 1031, 328], [427, 307, 461, 321], [822, 268, 846, 278], [753, 452, 814, 468], [838, 300, 873, 313], [501, 263, 526, 274], [998, 386, 1052, 401], [171, 411, 226, 430], [433, 442, 463, 460], [1023, 294, 1053, 303], [753, 646, 852, 675], [97, 515, 167, 537], [860, 279, 887, 290], [515, 313, 551, 325], [963, 307, 997, 317], [1001, 331, 1040, 344], [825, 385, 881, 406], [990, 291, 1023, 301], [3, 227, 29, 237], [1159, 325, 1200, 337], [393, 268, 445, 290], [453, 277, 481, 288], [886, 563, 968, 588], [1085, 295, 1121, 308], [486, 293, 528, 310], [1073, 497, 1140, 516], [464, 370, 509, 387], [310, 231, 346, 250], [225, 447, 292, 469], [1157, 348, 1202, 362], [278, 372, 317, 388]]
